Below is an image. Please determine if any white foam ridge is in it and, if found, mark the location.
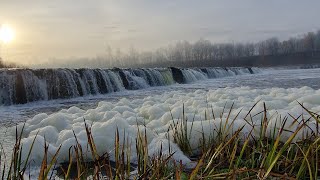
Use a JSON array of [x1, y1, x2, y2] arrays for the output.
[[15, 86, 320, 165]]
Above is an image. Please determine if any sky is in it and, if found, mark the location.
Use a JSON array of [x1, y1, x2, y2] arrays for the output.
[[0, 0, 319, 66]]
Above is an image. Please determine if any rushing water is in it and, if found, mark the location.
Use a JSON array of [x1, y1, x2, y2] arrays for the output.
[[0, 67, 256, 105], [1, 67, 320, 123], [0, 67, 258, 123], [1, 67, 320, 177]]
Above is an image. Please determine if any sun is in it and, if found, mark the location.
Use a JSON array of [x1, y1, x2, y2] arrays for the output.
[[0, 24, 15, 43]]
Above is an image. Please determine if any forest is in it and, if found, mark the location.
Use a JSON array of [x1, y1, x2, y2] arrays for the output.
[[0, 57, 18, 68], [50, 30, 320, 68], [4, 30, 320, 68]]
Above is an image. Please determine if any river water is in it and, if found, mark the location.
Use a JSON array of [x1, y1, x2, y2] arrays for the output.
[[0, 67, 320, 176]]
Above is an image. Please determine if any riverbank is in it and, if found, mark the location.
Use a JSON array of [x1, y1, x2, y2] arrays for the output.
[[2, 86, 320, 179]]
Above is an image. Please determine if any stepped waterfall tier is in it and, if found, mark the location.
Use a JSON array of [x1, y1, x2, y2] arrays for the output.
[[0, 67, 259, 105]]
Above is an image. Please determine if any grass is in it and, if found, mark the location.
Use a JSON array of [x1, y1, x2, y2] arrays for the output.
[[1, 102, 319, 179]]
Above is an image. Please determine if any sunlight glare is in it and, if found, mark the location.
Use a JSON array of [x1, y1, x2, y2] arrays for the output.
[[0, 24, 15, 43]]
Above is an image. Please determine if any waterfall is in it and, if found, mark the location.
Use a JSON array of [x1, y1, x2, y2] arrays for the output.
[[106, 70, 125, 91], [0, 67, 259, 105], [0, 70, 15, 105], [148, 69, 166, 86], [180, 68, 208, 83], [122, 70, 149, 90], [213, 68, 231, 78], [159, 68, 175, 85], [20, 70, 48, 102]]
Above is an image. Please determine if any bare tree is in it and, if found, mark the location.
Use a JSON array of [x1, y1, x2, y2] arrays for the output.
[[315, 30, 320, 51], [0, 57, 3, 68], [34, 29, 320, 68], [303, 32, 316, 53], [243, 43, 255, 56], [265, 37, 280, 55]]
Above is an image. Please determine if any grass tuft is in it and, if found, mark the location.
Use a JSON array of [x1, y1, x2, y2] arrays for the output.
[[2, 102, 320, 179]]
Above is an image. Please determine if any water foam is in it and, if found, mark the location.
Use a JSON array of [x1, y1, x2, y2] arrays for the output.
[[16, 86, 320, 165]]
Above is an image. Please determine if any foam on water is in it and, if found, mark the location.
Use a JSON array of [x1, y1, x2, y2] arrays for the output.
[[15, 86, 320, 165]]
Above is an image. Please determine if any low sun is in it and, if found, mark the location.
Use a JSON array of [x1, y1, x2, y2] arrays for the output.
[[0, 24, 15, 43]]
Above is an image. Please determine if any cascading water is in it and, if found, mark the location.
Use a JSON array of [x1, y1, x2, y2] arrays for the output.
[[214, 68, 233, 78], [122, 70, 150, 90], [148, 69, 166, 86], [0, 67, 259, 105], [159, 68, 175, 85], [106, 70, 125, 91], [20, 70, 48, 102], [0, 70, 16, 105], [180, 68, 208, 83]]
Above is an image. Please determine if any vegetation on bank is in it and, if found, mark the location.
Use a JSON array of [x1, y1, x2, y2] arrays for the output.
[[1, 103, 319, 179]]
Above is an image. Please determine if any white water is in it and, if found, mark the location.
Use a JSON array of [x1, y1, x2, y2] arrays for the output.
[[0, 67, 255, 105], [1, 67, 320, 176]]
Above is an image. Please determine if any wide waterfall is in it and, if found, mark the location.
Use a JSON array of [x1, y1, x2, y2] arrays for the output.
[[0, 67, 259, 105]]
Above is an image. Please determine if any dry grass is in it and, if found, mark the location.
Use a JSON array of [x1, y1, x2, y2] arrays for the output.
[[1, 103, 319, 179]]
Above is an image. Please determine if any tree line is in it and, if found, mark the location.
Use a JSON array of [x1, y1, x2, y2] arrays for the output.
[[0, 57, 19, 68], [38, 30, 320, 68]]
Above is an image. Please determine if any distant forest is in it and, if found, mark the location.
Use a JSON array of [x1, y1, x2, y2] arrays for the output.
[[0, 57, 19, 68], [12, 30, 320, 68], [49, 30, 320, 68]]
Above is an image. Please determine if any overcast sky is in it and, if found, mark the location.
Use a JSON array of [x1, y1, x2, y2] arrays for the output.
[[0, 0, 319, 65]]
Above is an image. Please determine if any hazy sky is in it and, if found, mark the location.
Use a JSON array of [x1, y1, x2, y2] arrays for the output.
[[0, 0, 319, 66]]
